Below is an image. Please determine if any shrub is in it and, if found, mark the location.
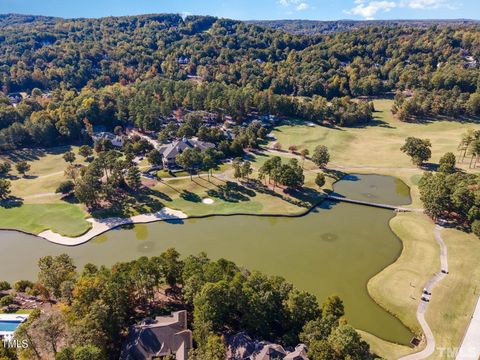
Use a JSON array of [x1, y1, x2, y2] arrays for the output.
[[13, 280, 34, 292], [0, 294, 14, 306], [315, 173, 326, 188], [56, 180, 75, 194], [472, 220, 480, 238], [0, 281, 11, 291]]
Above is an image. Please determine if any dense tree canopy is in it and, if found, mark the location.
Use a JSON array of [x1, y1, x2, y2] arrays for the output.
[[0, 15, 478, 152], [8, 251, 371, 359]]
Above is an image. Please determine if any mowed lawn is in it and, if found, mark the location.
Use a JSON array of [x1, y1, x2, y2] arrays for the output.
[[152, 161, 332, 217], [0, 203, 91, 237], [426, 227, 480, 359], [1, 145, 87, 201], [271, 99, 480, 170], [370, 212, 480, 359], [368, 212, 439, 335]]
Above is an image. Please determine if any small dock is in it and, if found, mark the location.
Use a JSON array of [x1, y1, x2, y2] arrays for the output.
[[326, 195, 413, 212]]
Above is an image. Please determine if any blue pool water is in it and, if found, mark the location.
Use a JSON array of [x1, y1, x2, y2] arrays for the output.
[[0, 320, 21, 332]]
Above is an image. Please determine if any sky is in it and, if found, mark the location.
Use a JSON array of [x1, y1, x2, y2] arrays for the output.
[[0, 0, 479, 21]]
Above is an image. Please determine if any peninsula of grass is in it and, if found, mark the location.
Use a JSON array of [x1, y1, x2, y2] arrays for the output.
[[368, 212, 439, 334], [0, 203, 91, 237]]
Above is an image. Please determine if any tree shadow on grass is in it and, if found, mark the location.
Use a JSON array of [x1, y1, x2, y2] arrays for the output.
[[245, 179, 314, 209], [159, 181, 182, 194], [420, 163, 439, 171], [323, 168, 346, 181], [143, 187, 172, 202], [0, 196, 24, 208], [286, 186, 324, 205], [22, 174, 38, 180], [61, 194, 80, 204], [2, 146, 73, 163], [90, 191, 165, 219], [207, 181, 255, 203], [191, 177, 211, 189], [180, 190, 202, 203]]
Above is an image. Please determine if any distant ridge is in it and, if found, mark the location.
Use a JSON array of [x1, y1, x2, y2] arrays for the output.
[[0, 13, 58, 27], [1, 13, 479, 33], [246, 19, 480, 35]]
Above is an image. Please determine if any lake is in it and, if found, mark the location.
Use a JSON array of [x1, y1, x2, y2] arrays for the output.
[[0, 174, 413, 344]]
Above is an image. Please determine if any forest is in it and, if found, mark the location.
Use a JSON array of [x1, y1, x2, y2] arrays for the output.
[[0, 14, 479, 151], [1, 14, 479, 98], [0, 14, 480, 151]]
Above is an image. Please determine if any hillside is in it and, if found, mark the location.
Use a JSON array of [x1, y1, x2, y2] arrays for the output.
[[248, 19, 480, 35], [0, 13, 479, 150]]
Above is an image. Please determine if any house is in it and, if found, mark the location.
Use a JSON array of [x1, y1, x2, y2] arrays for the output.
[[7, 93, 23, 105], [120, 310, 192, 360], [226, 332, 309, 360], [92, 132, 124, 147], [464, 56, 478, 69], [178, 56, 189, 65], [158, 137, 214, 169]]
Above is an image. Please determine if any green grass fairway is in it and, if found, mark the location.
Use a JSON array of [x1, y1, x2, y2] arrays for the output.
[[271, 99, 480, 170], [366, 192, 480, 358], [368, 212, 439, 335], [153, 166, 330, 217], [1, 146, 88, 202], [426, 227, 480, 359], [0, 204, 91, 237]]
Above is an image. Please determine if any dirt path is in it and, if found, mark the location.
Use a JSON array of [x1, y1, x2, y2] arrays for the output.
[[36, 171, 64, 179], [23, 192, 57, 199]]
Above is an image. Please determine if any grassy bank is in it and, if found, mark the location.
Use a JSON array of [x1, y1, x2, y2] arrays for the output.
[[368, 212, 439, 334], [359, 330, 412, 359], [0, 204, 91, 237]]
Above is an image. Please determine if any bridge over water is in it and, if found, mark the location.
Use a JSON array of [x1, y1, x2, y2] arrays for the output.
[[326, 195, 418, 212]]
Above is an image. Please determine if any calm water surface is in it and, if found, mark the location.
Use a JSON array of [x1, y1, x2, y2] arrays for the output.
[[0, 174, 413, 344]]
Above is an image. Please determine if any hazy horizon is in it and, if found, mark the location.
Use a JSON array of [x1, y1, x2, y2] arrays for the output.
[[1, 12, 479, 23], [1, 0, 479, 22]]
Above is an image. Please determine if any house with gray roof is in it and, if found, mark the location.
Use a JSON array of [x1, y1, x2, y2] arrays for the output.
[[92, 131, 124, 147], [158, 137, 214, 169], [120, 310, 192, 360], [226, 332, 309, 360]]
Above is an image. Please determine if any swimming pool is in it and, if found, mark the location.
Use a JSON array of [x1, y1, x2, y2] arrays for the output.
[[0, 320, 22, 332]]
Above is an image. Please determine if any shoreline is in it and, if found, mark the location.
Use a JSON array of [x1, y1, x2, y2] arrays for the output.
[[3, 172, 414, 247]]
